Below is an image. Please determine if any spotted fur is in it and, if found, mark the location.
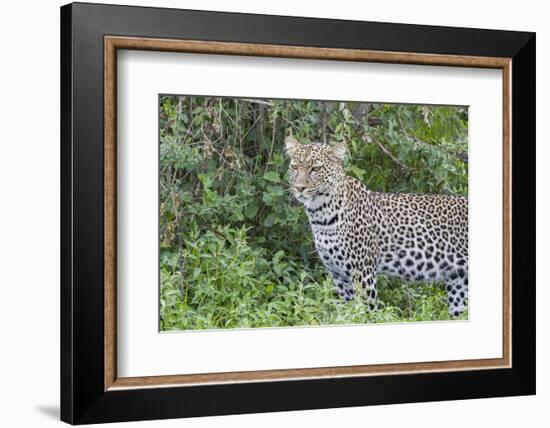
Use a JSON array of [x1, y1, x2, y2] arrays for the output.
[[285, 136, 468, 316]]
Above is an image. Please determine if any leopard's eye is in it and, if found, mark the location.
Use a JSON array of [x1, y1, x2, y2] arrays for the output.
[[311, 165, 322, 172], [289, 163, 298, 170]]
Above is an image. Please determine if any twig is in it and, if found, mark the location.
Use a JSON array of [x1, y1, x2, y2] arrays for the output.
[[238, 98, 274, 106], [171, 191, 187, 303], [373, 138, 413, 172], [263, 113, 279, 174], [240, 113, 263, 144], [320, 102, 328, 144]]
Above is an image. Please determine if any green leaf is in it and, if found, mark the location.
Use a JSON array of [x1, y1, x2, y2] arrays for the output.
[[180, 192, 192, 202], [267, 185, 284, 196], [262, 192, 274, 206], [263, 214, 275, 227], [263, 171, 281, 183], [231, 208, 245, 221], [244, 203, 259, 219]]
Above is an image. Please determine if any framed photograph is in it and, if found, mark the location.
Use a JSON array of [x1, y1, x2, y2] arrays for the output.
[[60, 2, 535, 424]]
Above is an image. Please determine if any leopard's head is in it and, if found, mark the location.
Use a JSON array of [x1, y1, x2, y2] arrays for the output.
[[284, 135, 347, 203]]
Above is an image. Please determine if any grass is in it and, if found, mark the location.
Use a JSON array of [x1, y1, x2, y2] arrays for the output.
[[159, 226, 467, 331]]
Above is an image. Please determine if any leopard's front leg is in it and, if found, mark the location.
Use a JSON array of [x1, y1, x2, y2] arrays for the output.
[[330, 270, 355, 302], [354, 267, 378, 310]]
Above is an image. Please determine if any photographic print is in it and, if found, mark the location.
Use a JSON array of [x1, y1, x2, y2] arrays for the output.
[[159, 95, 469, 331], [62, 6, 534, 422]]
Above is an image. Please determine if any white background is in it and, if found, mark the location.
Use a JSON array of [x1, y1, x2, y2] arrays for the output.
[[0, 0, 546, 427], [118, 51, 503, 377]]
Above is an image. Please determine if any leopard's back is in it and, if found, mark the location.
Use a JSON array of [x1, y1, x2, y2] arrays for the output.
[[372, 191, 468, 283]]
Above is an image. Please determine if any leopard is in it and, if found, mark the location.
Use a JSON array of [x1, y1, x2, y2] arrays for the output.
[[284, 135, 469, 316]]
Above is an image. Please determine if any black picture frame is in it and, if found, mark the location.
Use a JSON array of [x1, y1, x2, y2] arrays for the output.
[[61, 2, 535, 424]]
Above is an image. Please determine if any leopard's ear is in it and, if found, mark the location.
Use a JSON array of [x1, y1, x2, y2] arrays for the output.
[[328, 141, 348, 162], [284, 135, 300, 157]]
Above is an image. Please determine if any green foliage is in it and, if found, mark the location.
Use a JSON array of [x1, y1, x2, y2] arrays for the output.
[[159, 96, 468, 331]]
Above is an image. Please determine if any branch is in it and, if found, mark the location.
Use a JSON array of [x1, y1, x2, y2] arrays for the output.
[[397, 111, 467, 163], [239, 98, 274, 106], [373, 138, 413, 172], [367, 117, 383, 127]]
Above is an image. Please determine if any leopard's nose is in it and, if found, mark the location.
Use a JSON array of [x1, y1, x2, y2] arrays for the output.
[[294, 184, 306, 193]]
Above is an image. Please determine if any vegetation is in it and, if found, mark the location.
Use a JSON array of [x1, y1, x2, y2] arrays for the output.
[[159, 96, 468, 331]]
